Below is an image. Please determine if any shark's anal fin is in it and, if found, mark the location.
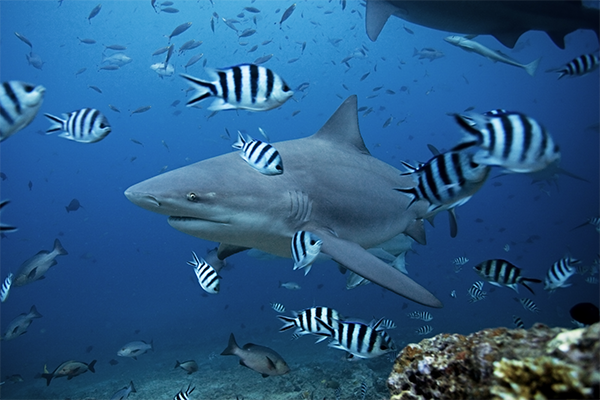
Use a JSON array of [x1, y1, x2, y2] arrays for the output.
[[314, 229, 443, 308]]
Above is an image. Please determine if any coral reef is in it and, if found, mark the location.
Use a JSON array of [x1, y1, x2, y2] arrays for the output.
[[387, 323, 599, 400]]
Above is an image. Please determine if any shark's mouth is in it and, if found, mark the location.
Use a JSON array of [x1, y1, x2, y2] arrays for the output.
[[168, 216, 230, 225]]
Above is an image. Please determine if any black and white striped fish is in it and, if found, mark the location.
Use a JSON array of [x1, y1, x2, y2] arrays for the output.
[[453, 256, 469, 266], [570, 216, 600, 233], [517, 297, 540, 313], [270, 302, 285, 313], [378, 318, 397, 330], [277, 306, 342, 342], [44, 108, 111, 143], [550, 53, 599, 79], [512, 315, 525, 329], [453, 111, 560, 173], [291, 231, 322, 275], [359, 382, 367, 400], [173, 384, 195, 400], [467, 281, 487, 302], [187, 251, 219, 294], [232, 132, 283, 175], [544, 256, 580, 292], [0, 81, 46, 142], [406, 311, 433, 322], [473, 259, 542, 294], [181, 64, 293, 111], [396, 149, 490, 237], [0, 273, 13, 303], [315, 317, 396, 359], [415, 325, 433, 335]]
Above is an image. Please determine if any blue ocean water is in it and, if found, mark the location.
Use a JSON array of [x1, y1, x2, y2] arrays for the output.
[[1, 1, 598, 399]]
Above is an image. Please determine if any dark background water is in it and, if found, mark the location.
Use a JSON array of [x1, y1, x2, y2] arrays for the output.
[[1, 0, 598, 392]]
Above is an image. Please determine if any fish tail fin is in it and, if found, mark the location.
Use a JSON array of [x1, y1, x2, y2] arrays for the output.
[[53, 238, 68, 256], [394, 187, 420, 207], [220, 333, 239, 355], [232, 131, 246, 150], [29, 305, 43, 319], [41, 373, 53, 386], [453, 113, 485, 140], [521, 278, 542, 295], [525, 57, 541, 77], [180, 73, 216, 106], [130, 381, 137, 393], [88, 360, 97, 373], [43, 113, 65, 134], [150, 339, 154, 351], [174, 360, 181, 369], [276, 315, 297, 332]]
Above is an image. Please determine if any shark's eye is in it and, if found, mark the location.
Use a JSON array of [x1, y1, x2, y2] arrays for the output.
[[187, 192, 199, 202]]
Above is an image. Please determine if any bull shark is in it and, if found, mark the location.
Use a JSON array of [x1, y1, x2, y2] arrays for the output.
[[365, 0, 600, 49], [125, 96, 443, 308]]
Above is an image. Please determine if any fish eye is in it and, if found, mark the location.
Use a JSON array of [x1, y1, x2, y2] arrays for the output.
[[23, 84, 35, 93], [187, 192, 199, 202], [282, 83, 291, 92]]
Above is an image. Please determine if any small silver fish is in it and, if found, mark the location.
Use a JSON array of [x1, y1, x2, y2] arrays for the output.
[[174, 360, 198, 375], [279, 281, 301, 290], [110, 380, 136, 400], [12, 239, 68, 287], [117, 340, 153, 359], [1, 305, 43, 340]]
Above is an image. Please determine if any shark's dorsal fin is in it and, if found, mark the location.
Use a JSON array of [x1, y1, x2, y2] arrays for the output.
[[312, 95, 371, 156]]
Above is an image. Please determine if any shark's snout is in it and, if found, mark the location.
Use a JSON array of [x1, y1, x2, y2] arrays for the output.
[[124, 188, 161, 209]]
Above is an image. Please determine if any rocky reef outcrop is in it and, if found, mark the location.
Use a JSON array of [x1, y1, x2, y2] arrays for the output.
[[387, 322, 599, 400]]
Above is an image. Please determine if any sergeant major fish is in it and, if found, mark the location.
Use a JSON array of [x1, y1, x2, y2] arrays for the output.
[[44, 108, 111, 143], [117, 340, 154, 359], [315, 317, 396, 359], [181, 64, 293, 111], [453, 110, 560, 173], [1, 305, 42, 340], [291, 230, 323, 275], [41, 359, 96, 385], [232, 132, 283, 175], [1, 273, 13, 302], [473, 259, 542, 294], [187, 251, 219, 294], [278, 306, 342, 341], [548, 53, 600, 79], [544, 256, 580, 292], [0, 81, 46, 141], [406, 311, 433, 321], [221, 333, 290, 377], [13, 239, 68, 287], [396, 148, 490, 237]]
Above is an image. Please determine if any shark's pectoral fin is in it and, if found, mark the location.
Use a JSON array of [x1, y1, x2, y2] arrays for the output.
[[216, 243, 250, 260], [314, 229, 442, 308], [365, 0, 400, 41]]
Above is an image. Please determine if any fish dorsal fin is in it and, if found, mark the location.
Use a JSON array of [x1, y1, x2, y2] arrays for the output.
[[311, 95, 370, 156]]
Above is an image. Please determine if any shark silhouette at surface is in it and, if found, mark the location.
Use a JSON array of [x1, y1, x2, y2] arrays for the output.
[[365, 0, 600, 48], [125, 96, 443, 308]]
